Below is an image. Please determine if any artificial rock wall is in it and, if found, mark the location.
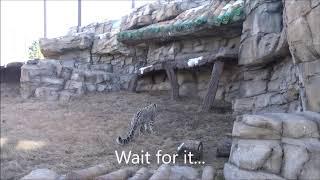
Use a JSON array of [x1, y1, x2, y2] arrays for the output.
[[23, 0, 245, 107], [224, 111, 320, 180], [20, 59, 132, 101], [21, 0, 319, 113], [234, 0, 320, 113], [284, 0, 320, 112], [18, 1, 320, 179]]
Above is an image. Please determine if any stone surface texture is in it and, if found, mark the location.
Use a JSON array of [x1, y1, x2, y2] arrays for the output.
[[16, 0, 320, 179], [20, 59, 129, 101], [225, 112, 320, 180], [23, 0, 319, 114], [239, 0, 289, 66], [283, 0, 320, 112]]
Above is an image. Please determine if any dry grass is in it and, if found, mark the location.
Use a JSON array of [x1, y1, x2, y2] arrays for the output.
[[1, 83, 234, 179]]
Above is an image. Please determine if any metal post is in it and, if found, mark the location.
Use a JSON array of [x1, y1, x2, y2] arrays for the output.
[[43, 0, 47, 38], [131, 0, 135, 9], [78, 0, 81, 31]]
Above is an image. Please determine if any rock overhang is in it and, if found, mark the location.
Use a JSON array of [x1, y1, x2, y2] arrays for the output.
[[117, 0, 245, 45]]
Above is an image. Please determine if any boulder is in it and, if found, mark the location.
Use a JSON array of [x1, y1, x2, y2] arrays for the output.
[[64, 80, 85, 95], [268, 113, 320, 138], [287, 17, 319, 63], [20, 64, 57, 83], [224, 163, 285, 180], [34, 87, 61, 101], [96, 84, 107, 92], [299, 150, 320, 180], [20, 82, 40, 99], [60, 67, 73, 80], [232, 121, 281, 139], [40, 77, 65, 86], [40, 32, 94, 60], [240, 114, 282, 132], [232, 97, 255, 113], [284, 0, 320, 63], [282, 144, 309, 179], [71, 70, 85, 82], [239, 1, 288, 66], [85, 83, 97, 92], [59, 90, 75, 102], [92, 33, 131, 56], [296, 111, 320, 128], [240, 80, 267, 97], [243, 68, 270, 81], [91, 64, 113, 73], [229, 140, 282, 172], [84, 70, 110, 84], [61, 59, 76, 68], [304, 75, 320, 112]]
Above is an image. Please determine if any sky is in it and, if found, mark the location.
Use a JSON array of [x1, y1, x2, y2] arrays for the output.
[[0, 0, 153, 66]]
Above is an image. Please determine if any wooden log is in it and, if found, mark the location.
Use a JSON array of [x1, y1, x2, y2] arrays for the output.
[[65, 163, 111, 180], [201, 166, 216, 180], [177, 140, 203, 160], [164, 64, 179, 100], [95, 167, 137, 180], [128, 167, 153, 180], [149, 164, 171, 180], [128, 74, 139, 92], [201, 61, 224, 112]]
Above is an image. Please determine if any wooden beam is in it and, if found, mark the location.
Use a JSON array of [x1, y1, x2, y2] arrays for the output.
[[201, 61, 224, 112], [131, 0, 135, 9], [77, 0, 82, 32], [43, 0, 47, 38], [164, 63, 179, 100]]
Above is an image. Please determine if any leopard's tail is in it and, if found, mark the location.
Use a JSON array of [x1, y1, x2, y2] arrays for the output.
[[116, 126, 136, 145]]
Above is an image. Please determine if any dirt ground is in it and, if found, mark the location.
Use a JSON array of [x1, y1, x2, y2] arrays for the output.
[[0, 83, 234, 180]]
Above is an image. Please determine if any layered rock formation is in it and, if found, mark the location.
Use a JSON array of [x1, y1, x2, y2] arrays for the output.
[[22, 0, 319, 113], [225, 112, 320, 180], [20, 59, 130, 101], [284, 0, 320, 112], [18, 0, 320, 179]]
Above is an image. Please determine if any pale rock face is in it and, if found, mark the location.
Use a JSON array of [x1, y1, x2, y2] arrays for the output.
[[284, 1, 320, 63], [91, 32, 131, 56], [282, 0, 320, 112], [225, 113, 320, 180], [39, 33, 94, 61], [27, 0, 319, 115], [224, 163, 285, 180], [239, 0, 288, 66], [120, 0, 207, 31], [282, 144, 309, 179], [21, 169, 59, 180]]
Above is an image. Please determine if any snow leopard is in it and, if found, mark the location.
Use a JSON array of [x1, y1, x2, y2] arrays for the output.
[[116, 103, 157, 145]]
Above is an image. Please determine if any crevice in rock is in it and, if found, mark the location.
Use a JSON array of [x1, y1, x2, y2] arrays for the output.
[[297, 147, 311, 179]]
